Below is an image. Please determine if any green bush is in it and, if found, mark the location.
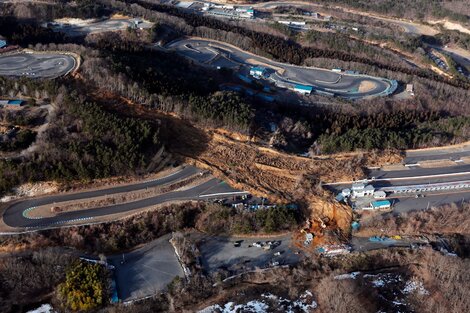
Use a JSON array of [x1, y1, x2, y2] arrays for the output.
[[58, 261, 108, 311]]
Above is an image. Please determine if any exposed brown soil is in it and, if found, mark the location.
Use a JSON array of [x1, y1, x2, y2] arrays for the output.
[[94, 93, 403, 242]]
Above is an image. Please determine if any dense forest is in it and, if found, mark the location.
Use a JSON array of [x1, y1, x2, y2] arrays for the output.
[[0, 82, 164, 194]]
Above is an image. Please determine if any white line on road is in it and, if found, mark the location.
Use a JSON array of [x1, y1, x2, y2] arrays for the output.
[[324, 171, 470, 185], [199, 191, 249, 198]]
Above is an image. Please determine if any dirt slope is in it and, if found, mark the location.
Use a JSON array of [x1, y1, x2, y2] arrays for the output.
[[100, 97, 404, 240]]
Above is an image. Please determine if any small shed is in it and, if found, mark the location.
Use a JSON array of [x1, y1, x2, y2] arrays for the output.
[[374, 190, 386, 199]]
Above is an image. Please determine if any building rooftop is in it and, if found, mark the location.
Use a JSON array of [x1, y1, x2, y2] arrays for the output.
[[294, 84, 313, 92], [351, 182, 365, 190], [372, 200, 391, 207], [250, 66, 266, 72]]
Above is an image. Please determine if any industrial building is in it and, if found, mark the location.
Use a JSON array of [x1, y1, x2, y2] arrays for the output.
[[293, 84, 313, 95], [370, 200, 391, 210], [249, 66, 268, 78], [0, 40, 7, 49], [203, 3, 256, 19]]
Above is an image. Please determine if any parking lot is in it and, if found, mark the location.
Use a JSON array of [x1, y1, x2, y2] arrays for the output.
[[197, 234, 302, 274], [108, 234, 184, 301]]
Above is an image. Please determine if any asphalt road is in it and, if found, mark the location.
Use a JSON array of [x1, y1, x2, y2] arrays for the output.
[[390, 190, 470, 214], [404, 144, 470, 164], [0, 52, 76, 78], [2, 166, 248, 229], [108, 234, 183, 301], [367, 164, 470, 180], [167, 39, 393, 99]]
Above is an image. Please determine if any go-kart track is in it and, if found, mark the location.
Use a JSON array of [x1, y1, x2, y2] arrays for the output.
[[167, 38, 396, 99], [0, 52, 76, 79], [1, 166, 248, 230]]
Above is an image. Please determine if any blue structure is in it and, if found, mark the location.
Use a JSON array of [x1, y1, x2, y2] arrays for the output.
[[335, 193, 345, 202], [249, 66, 267, 78], [293, 84, 313, 95], [7, 100, 24, 106], [371, 200, 391, 209], [351, 221, 360, 230], [0, 40, 6, 49]]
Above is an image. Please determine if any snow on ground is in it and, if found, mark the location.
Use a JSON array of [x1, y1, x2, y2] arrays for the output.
[[403, 279, 429, 295], [27, 304, 55, 313], [198, 290, 317, 313], [334, 271, 361, 280], [198, 301, 269, 313], [332, 271, 429, 311]]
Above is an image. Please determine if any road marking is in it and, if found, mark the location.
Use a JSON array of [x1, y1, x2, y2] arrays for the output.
[[199, 191, 249, 198], [144, 168, 185, 183], [324, 170, 470, 185], [388, 189, 470, 199]]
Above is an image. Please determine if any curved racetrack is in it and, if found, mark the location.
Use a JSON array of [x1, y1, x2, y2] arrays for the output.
[[2, 166, 248, 230], [0, 52, 76, 78], [168, 38, 394, 99]]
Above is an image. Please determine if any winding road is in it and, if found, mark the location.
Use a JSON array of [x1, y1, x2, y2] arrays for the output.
[[2, 166, 248, 229], [168, 38, 394, 99]]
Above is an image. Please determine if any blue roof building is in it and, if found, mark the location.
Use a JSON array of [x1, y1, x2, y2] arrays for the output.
[[293, 84, 313, 95], [371, 200, 391, 209], [0, 40, 7, 49], [249, 66, 267, 78], [7, 100, 24, 106]]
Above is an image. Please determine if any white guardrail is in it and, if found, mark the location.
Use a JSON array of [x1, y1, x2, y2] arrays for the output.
[[379, 180, 470, 193]]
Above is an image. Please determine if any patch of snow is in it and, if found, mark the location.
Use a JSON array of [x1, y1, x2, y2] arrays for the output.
[[372, 279, 385, 287], [200, 290, 317, 313], [27, 304, 55, 313], [334, 271, 361, 280], [403, 280, 429, 295]]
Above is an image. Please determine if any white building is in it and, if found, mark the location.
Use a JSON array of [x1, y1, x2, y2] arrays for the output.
[[341, 188, 351, 197], [249, 66, 267, 78], [373, 190, 387, 199], [351, 182, 374, 198]]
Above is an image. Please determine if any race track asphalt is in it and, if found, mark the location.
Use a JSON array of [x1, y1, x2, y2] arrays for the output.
[[0, 52, 76, 78], [2, 166, 248, 229], [167, 39, 393, 99]]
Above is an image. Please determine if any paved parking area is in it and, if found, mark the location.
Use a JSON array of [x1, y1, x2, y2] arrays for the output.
[[108, 234, 183, 301], [197, 234, 301, 274]]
